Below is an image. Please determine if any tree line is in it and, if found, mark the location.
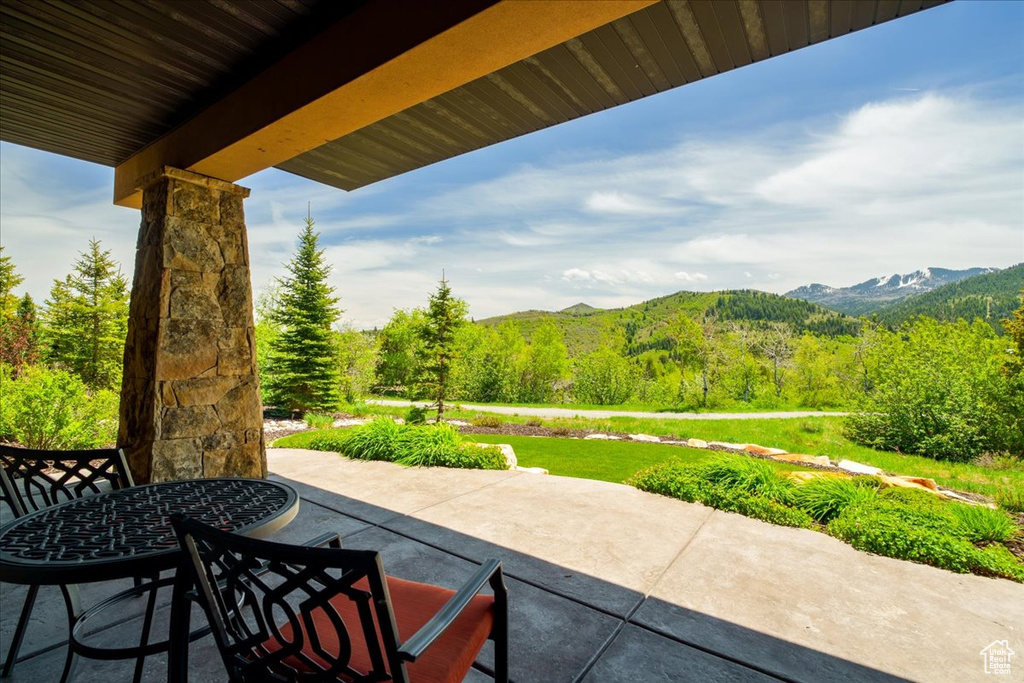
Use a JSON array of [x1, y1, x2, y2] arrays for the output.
[[0, 242, 128, 448], [3, 218, 1020, 462]]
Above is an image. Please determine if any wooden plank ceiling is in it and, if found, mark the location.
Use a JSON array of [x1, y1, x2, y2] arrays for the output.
[[278, 0, 948, 191], [0, 0, 948, 193]]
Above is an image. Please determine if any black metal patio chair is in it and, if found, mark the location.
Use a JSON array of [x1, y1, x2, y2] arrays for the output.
[[171, 514, 509, 683], [0, 445, 136, 678]]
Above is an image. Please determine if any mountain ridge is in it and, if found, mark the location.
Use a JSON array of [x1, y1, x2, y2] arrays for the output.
[[786, 267, 997, 316], [478, 288, 857, 356]]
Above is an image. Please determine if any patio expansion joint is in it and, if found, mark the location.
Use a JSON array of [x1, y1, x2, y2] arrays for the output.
[[623, 507, 797, 683], [570, 504, 716, 683]]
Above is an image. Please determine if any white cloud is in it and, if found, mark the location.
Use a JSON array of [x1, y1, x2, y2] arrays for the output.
[[675, 271, 709, 282]]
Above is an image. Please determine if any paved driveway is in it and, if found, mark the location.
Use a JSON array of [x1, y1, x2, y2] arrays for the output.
[[370, 399, 849, 420]]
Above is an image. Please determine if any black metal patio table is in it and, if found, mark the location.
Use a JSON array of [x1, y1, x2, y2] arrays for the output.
[[0, 477, 299, 682]]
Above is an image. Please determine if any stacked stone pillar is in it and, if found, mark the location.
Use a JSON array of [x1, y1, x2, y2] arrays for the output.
[[118, 167, 266, 483]]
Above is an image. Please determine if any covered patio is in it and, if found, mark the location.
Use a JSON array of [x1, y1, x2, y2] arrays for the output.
[[2, 448, 1020, 681], [4, 1, 994, 681]]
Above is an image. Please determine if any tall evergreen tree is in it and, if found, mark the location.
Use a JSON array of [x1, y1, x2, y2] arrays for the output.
[[266, 211, 341, 413], [0, 246, 23, 315], [416, 274, 467, 420], [0, 250, 40, 376], [42, 239, 128, 390]]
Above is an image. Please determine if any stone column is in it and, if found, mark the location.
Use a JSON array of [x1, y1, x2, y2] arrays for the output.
[[119, 167, 266, 483]]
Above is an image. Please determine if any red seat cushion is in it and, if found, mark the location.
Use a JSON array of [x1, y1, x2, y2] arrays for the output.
[[264, 575, 495, 683]]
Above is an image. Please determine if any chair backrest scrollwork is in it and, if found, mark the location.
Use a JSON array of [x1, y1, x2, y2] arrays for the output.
[[172, 514, 411, 683], [0, 445, 135, 515]]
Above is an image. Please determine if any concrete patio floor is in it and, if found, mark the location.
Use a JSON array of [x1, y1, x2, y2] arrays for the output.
[[2, 447, 1021, 682]]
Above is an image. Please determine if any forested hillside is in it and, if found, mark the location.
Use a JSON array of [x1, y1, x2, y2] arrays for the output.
[[870, 263, 1023, 333], [478, 289, 857, 357]]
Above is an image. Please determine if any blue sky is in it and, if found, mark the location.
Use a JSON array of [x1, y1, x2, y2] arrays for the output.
[[1, 1, 1022, 329]]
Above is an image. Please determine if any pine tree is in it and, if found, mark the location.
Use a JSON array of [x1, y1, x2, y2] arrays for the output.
[[42, 239, 129, 389], [0, 246, 23, 315], [0, 250, 40, 376], [266, 211, 341, 413], [416, 274, 467, 420]]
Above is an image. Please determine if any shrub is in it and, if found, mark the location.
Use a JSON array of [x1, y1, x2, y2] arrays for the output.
[[471, 415, 504, 428], [843, 319, 1012, 461], [321, 419, 507, 471], [877, 486, 949, 511], [828, 499, 1023, 581], [828, 504, 977, 573], [524, 418, 543, 427], [304, 412, 334, 429], [948, 504, 1020, 543], [972, 544, 1024, 582], [630, 459, 812, 529], [995, 487, 1024, 513], [793, 476, 879, 523], [454, 443, 509, 470], [702, 485, 814, 528], [341, 418, 403, 461], [0, 365, 118, 449], [405, 405, 429, 425]]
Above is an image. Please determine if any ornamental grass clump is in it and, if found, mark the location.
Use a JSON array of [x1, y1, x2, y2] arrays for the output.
[[793, 476, 880, 523], [948, 504, 1020, 543], [319, 418, 507, 470], [396, 422, 463, 466], [340, 417, 403, 461], [629, 457, 812, 529], [995, 486, 1024, 513], [304, 412, 334, 430], [698, 456, 797, 504]]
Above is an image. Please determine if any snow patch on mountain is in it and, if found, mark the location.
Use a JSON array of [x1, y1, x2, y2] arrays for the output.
[[785, 267, 997, 316]]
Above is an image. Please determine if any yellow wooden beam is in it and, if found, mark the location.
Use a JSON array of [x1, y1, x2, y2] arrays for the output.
[[114, 0, 657, 208]]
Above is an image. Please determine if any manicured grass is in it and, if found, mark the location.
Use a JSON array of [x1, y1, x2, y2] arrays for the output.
[[455, 433, 805, 484], [272, 429, 333, 449]]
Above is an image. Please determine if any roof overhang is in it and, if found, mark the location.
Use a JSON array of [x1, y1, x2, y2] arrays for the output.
[[0, 0, 950, 210]]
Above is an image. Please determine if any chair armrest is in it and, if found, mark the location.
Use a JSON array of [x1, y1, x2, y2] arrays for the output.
[[398, 558, 502, 662], [302, 532, 342, 549]]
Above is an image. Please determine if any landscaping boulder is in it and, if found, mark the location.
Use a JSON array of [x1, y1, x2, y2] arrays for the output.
[[877, 475, 944, 496], [745, 444, 788, 456], [629, 434, 661, 443], [709, 441, 748, 451], [686, 438, 709, 449], [772, 453, 831, 467], [837, 459, 884, 476], [585, 433, 622, 440]]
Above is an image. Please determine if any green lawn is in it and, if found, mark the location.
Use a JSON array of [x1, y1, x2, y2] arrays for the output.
[[469, 434, 711, 483]]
